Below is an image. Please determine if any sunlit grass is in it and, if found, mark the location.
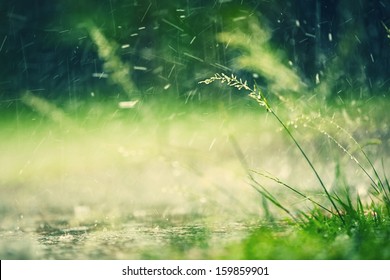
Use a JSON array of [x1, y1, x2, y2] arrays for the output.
[[217, 17, 305, 93], [84, 22, 137, 98], [199, 73, 390, 259]]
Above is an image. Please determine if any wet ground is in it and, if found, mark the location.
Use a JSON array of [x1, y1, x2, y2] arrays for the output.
[[1, 99, 388, 259], [0, 213, 259, 259]]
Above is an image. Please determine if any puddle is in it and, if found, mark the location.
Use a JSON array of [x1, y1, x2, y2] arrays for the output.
[[0, 214, 257, 259]]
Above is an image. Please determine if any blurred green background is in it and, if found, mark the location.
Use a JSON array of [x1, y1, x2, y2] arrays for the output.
[[1, 0, 389, 103], [1, 0, 390, 260]]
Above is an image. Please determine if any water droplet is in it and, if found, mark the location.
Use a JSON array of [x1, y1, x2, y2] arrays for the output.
[[133, 66, 148, 71], [315, 73, 320, 84], [370, 53, 374, 63]]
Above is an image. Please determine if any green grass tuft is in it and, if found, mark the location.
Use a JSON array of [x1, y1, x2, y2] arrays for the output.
[[200, 73, 390, 257]]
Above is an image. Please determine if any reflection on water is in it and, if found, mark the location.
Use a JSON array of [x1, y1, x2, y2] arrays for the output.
[[0, 214, 255, 259]]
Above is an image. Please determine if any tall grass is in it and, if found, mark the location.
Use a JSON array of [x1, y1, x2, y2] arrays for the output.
[[216, 18, 305, 94], [199, 73, 389, 230], [83, 22, 138, 99]]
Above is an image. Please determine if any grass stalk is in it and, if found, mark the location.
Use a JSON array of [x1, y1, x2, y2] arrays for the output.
[[199, 73, 345, 224], [250, 169, 333, 215], [303, 116, 390, 208], [269, 110, 345, 224], [229, 135, 298, 222]]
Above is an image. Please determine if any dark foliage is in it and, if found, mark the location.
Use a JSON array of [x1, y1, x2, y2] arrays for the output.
[[1, 0, 389, 101]]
